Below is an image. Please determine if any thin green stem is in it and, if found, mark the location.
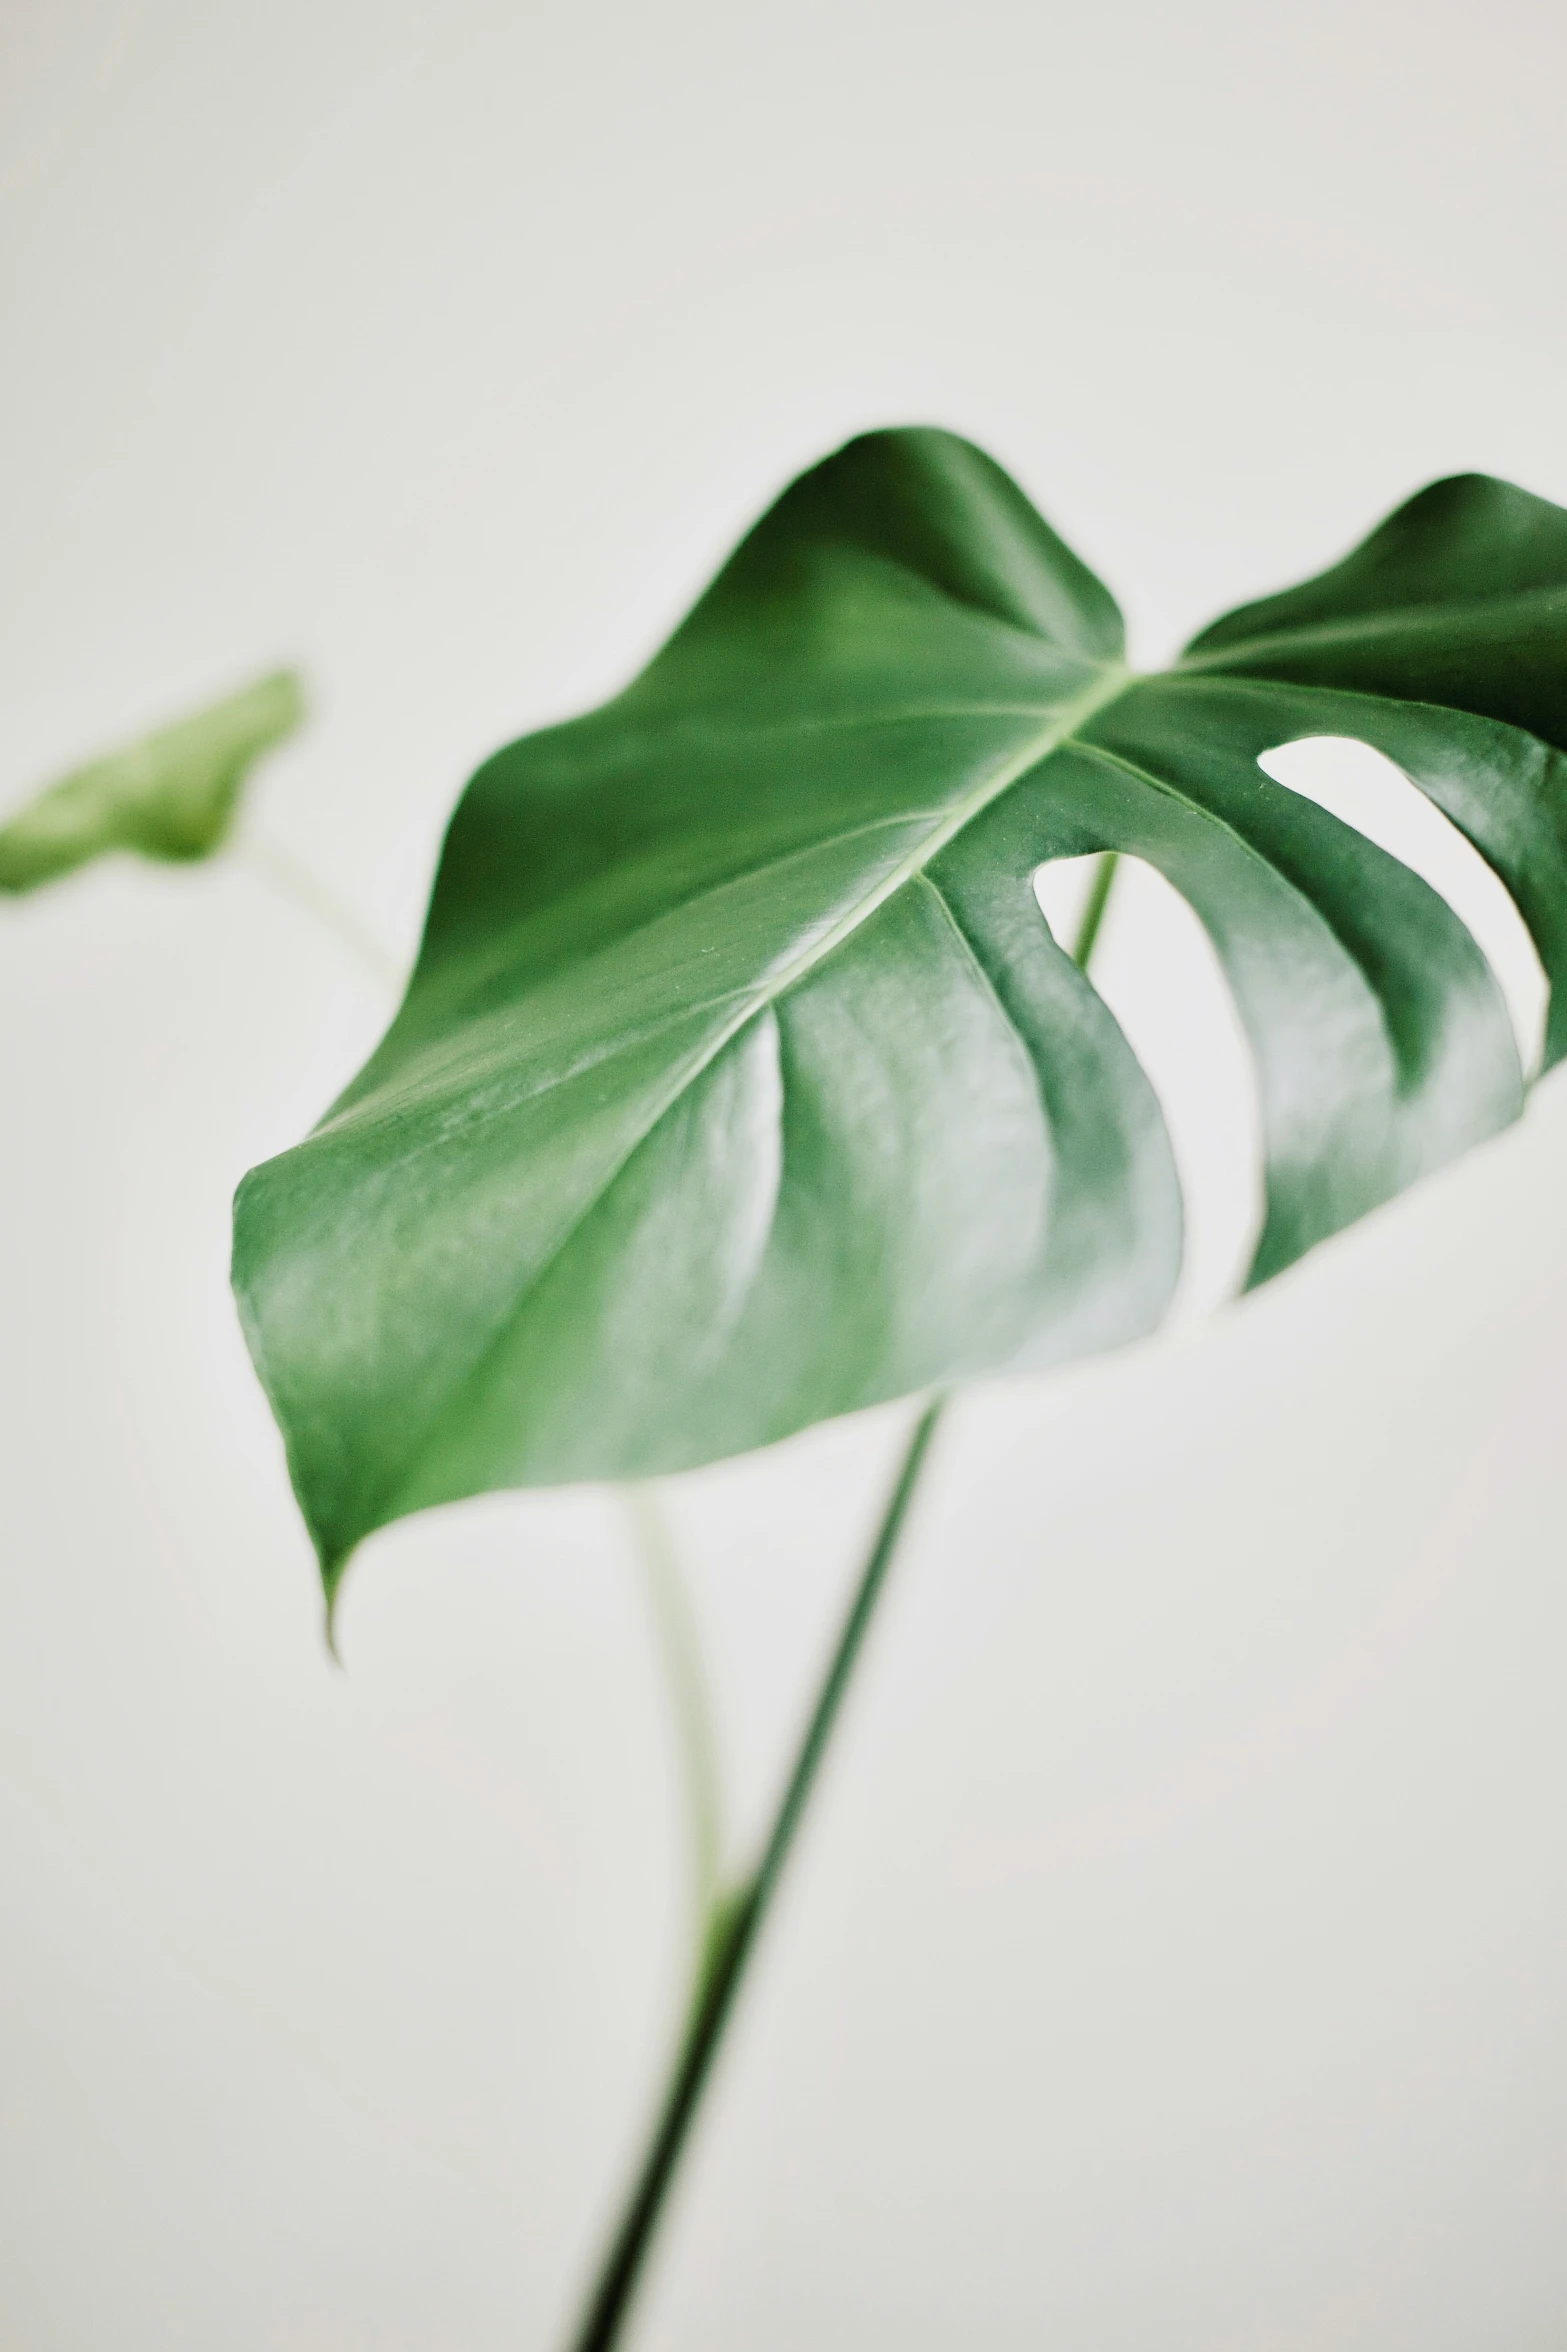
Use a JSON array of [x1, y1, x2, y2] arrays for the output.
[[237, 830, 401, 990], [626, 1487, 727, 1961], [1070, 848, 1120, 969], [563, 850, 1120, 2352], [564, 1397, 947, 2352]]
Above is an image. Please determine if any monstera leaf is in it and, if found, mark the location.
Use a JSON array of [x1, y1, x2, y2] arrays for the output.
[[0, 669, 304, 892], [232, 431, 1567, 1591]]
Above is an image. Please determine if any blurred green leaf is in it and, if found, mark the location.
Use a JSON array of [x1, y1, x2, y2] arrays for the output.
[[231, 431, 1567, 1589], [0, 669, 305, 893]]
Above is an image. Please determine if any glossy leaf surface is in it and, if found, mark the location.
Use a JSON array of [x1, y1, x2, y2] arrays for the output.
[[0, 670, 304, 893], [232, 433, 1567, 1587]]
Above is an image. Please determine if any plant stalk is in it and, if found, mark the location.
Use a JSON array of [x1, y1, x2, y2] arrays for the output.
[[1071, 848, 1120, 969], [563, 1397, 947, 2352], [627, 1487, 727, 1960], [238, 830, 401, 988], [563, 851, 1120, 2351]]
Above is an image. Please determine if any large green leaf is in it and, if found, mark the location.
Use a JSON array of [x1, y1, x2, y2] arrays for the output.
[[232, 432, 1567, 1590], [0, 670, 305, 893]]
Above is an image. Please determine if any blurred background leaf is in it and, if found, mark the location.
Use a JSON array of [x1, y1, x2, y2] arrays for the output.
[[0, 668, 304, 893]]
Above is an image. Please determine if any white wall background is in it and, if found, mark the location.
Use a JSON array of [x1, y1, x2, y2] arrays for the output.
[[3, 2, 1566, 2345]]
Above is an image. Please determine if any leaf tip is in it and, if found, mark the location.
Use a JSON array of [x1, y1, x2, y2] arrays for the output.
[[242, 666, 311, 764], [321, 1549, 354, 1667]]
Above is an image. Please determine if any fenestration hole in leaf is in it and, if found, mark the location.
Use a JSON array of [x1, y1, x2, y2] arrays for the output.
[[1258, 736, 1548, 1076], [1034, 854, 1263, 1322]]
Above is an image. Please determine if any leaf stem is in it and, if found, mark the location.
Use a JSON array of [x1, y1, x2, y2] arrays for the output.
[[237, 830, 401, 990], [1070, 849, 1120, 969], [626, 1487, 727, 1961], [564, 848, 1117, 2351], [564, 1397, 947, 2352]]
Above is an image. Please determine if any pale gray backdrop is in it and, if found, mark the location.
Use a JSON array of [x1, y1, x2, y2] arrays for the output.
[[2, 1, 1566, 2345]]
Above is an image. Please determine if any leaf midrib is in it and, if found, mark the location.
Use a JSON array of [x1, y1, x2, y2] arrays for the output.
[[336, 668, 1138, 1151], [365, 654, 1137, 1553], [1178, 578, 1567, 672]]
